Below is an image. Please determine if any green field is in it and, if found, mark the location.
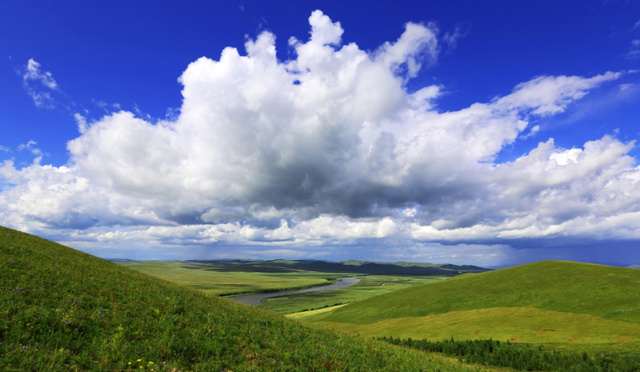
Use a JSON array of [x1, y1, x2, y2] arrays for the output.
[[117, 259, 484, 298], [298, 306, 640, 351], [260, 276, 446, 314], [118, 260, 346, 296], [0, 226, 495, 371], [301, 261, 640, 352]]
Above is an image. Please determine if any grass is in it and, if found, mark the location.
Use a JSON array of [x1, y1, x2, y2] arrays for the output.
[[118, 260, 345, 296], [305, 307, 640, 352], [301, 261, 640, 352], [382, 337, 640, 372], [0, 226, 495, 371], [259, 276, 445, 314], [287, 305, 349, 320], [305, 261, 640, 324]]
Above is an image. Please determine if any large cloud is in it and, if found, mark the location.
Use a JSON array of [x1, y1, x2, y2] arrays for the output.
[[1, 10, 639, 265]]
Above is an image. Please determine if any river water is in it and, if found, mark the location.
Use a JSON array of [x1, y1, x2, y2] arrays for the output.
[[226, 277, 361, 306]]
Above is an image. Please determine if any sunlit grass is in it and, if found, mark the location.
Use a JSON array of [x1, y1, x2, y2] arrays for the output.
[[287, 304, 348, 319], [306, 261, 640, 325], [301, 261, 640, 355], [309, 307, 640, 351]]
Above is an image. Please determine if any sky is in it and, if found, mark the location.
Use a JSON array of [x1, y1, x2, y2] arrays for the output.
[[1, 1, 640, 267]]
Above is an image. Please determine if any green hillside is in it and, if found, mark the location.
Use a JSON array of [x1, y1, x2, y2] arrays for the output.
[[0, 226, 487, 371], [303, 261, 640, 349], [307, 261, 640, 324]]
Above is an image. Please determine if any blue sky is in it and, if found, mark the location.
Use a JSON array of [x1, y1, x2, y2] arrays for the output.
[[1, 1, 640, 267]]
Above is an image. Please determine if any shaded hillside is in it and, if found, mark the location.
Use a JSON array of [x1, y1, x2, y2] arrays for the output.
[[307, 261, 640, 325], [0, 226, 484, 371]]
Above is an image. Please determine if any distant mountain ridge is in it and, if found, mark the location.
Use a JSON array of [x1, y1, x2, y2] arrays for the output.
[[184, 258, 489, 276]]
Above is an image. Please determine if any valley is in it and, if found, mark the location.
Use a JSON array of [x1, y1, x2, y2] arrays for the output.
[[0, 226, 494, 371], [3, 225, 640, 371]]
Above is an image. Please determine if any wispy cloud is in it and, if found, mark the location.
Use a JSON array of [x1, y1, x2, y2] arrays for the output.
[[442, 24, 469, 53], [17, 140, 43, 163], [628, 39, 640, 60], [21, 59, 60, 108], [23, 59, 58, 89]]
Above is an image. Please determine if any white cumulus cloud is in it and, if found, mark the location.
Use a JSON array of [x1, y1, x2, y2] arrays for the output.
[[1, 10, 638, 265]]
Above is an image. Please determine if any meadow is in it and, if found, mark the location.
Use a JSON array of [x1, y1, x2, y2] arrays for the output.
[[118, 260, 346, 296], [0, 226, 495, 371], [6, 225, 639, 371], [118, 259, 482, 298], [116, 250, 640, 370], [301, 261, 640, 354], [260, 276, 446, 314]]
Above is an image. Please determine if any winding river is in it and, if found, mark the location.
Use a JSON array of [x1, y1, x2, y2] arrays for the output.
[[227, 277, 361, 306]]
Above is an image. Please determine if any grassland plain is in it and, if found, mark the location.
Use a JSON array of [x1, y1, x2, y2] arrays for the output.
[[118, 259, 482, 297], [302, 261, 640, 352], [259, 276, 446, 314], [0, 226, 499, 371], [118, 260, 346, 296]]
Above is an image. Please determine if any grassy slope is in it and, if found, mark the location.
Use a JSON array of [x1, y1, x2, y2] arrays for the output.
[[303, 261, 640, 350], [308, 261, 640, 324], [0, 226, 490, 371]]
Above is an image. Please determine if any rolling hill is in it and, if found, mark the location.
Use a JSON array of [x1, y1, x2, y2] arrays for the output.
[[0, 226, 488, 371], [301, 261, 640, 350]]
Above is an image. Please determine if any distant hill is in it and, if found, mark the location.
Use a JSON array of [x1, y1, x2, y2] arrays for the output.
[[0, 226, 484, 371], [303, 261, 640, 349], [187, 258, 489, 276], [104, 258, 133, 262]]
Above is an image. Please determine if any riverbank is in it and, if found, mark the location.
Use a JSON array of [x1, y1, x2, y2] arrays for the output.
[[227, 277, 362, 306]]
